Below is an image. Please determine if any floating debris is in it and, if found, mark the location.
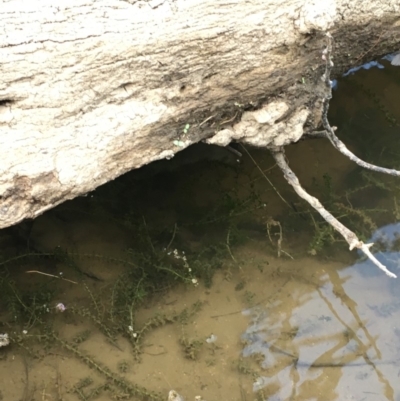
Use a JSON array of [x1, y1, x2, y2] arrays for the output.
[[168, 390, 185, 401], [55, 302, 67, 312], [205, 334, 217, 344], [0, 333, 9, 348]]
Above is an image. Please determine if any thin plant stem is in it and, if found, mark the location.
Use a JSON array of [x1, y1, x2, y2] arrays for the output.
[[239, 144, 291, 208]]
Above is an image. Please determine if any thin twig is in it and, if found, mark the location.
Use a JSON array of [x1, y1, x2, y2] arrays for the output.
[[281, 249, 294, 260], [22, 355, 30, 401], [198, 115, 215, 127], [265, 217, 286, 258], [270, 148, 396, 278], [55, 359, 63, 401], [26, 270, 78, 284], [142, 215, 155, 254], [353, 30, 384, 66], [166, 223, 177, 251], [220, 112, 238, 125], [226, 229, 240, 267], [239, 144, 291, 208], [226, 145, 242, 158]]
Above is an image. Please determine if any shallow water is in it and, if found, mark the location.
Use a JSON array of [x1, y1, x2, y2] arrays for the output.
[[1, 59, 400, 401]]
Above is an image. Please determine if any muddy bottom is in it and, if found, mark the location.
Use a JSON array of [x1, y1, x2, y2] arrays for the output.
[[2, 229, 400, 401]]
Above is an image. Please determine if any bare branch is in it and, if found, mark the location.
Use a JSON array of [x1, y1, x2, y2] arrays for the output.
[[320, 34, 400, 177], [269, 148, 396, 278]]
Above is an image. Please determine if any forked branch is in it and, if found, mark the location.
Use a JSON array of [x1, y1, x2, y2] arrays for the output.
[[270, 148, 396, 278], [264, 34, 399, 278]]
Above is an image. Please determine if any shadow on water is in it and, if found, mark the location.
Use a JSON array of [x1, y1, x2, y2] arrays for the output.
[[1, 58, 400, 401]]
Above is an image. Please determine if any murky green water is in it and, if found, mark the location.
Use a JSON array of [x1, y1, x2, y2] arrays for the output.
[[1, 58, 400, 401]]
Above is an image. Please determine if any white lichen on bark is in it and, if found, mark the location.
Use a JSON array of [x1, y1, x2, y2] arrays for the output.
[[207, 102, 309, 148]]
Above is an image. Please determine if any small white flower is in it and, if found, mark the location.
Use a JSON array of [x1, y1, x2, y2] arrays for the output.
[[22, 330, 28, 335], [191, 278, 198, 286], [128, 325, 133, 332]]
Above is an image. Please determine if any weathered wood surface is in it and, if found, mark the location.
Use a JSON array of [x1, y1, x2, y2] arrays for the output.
[[1, 0, 399, 228]]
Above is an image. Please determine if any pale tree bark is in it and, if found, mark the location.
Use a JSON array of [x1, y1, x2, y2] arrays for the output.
[[1, 0, 400, 229]]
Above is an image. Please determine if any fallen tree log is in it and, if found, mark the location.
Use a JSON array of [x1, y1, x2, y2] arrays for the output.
[[1, 0, 400, 229]]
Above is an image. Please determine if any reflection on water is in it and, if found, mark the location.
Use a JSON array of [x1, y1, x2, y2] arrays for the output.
[[239, 226, 400, 400], [1, 59, 400, 401], [241, 246, 400, 400]]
